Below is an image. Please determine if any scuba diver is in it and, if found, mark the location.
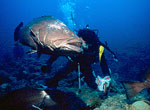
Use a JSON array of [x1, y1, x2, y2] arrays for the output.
[[77, 25, 118, 95], [45, 24, 118, 97]]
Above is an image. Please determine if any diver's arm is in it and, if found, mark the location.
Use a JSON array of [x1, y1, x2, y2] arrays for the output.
[[99, 41, 118, 60]]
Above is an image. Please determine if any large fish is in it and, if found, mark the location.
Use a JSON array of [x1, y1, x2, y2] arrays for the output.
[[14, 16, 86, 58], [122, 68, 150, 99], [0, 88, 88, 110]]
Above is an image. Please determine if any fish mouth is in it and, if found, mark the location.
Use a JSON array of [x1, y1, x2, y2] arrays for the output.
[[62, 44, 83, 53], [53, 37, 87, 55], [65, 39, 88, 53], [67, 42, 82, 47], [60, 40, 84, 53]]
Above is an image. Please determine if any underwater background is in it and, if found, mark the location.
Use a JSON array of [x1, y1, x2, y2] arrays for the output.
[[0, 0, 150, 110]]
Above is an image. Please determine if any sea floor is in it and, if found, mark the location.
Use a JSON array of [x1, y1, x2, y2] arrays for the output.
[[0, 43, 150, 109]]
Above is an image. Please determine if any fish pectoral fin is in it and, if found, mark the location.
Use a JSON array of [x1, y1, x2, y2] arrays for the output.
[[30, 28, 42, 58], [26, 49, 37, 54], [30, 28, 39, 43], [30, 27, 37, 37]]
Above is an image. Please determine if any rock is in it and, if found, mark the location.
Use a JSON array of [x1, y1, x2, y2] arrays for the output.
[[0, 70, 10, 84], [28, 64, 40, 73], [130, 101, 150, 110], [0, 83, 9, 89], [95, 94, 127, 110]]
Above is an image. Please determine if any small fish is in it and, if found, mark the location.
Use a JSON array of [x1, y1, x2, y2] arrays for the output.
[[122, 68, 150, 99]]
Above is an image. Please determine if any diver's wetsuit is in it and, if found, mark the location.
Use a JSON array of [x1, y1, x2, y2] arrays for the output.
[[78, 28, 110, 77], [46, 28, 111, 90]]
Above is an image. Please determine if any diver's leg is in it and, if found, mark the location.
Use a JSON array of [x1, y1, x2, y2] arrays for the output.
[[100, 53, 110, 76], [46, 61, 77, 88], [81, 64, 97, 89]]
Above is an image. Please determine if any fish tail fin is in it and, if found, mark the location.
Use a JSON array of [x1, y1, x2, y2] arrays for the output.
[[14, 22, 23, 41], [122, 68, 150, 99]]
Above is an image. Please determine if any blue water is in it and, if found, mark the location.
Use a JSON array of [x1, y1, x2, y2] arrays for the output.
[[0, 0, 149, 79], [0, 0, 149, 52], [0, 1, 150, 108]]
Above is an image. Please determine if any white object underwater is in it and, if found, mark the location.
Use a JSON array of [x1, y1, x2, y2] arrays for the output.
[[95, 75, 111, 92]]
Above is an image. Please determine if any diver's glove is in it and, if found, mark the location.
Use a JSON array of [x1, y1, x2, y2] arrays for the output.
[[95, 76, 111, 93]]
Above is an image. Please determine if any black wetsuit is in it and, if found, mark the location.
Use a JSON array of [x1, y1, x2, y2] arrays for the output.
[[46, 28, 111, 89], [78, 29, 110, 76]]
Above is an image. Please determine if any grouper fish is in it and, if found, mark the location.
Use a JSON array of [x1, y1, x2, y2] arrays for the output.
[[0, 88, 88, 110], [122, 68, 150, 99], [14, 16, 86, 59]]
